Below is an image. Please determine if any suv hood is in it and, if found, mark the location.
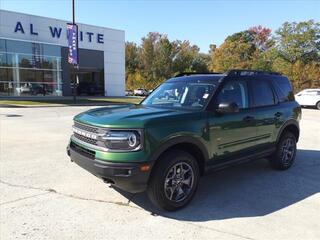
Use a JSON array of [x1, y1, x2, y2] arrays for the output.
[[74, 104, 195, 128]]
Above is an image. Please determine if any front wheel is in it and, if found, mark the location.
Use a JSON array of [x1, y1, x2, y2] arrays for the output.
[[316, 101, 320, 110], [147, 150, 200, 211], [269, 132, 297, 170]]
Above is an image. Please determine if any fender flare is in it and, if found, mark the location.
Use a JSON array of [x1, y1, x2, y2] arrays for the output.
[[148, 136, 209, 169], [276, 119, 300, 143]]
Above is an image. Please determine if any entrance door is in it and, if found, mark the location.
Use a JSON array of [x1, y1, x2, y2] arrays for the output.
[[76, 68, 104, 96]]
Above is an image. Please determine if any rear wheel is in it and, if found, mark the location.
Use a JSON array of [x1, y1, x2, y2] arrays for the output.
[[147, 150, 200, 211], [316, 101, 320, 110], [269, 132, 297, 170]]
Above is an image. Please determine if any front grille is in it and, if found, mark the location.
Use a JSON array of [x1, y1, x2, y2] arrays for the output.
[[74, 133, 98, 146], [74, 121, 99, 133], [70, 141, 95, 159]]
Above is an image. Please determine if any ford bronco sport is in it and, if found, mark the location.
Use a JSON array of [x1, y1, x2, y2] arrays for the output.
[[67, 70, 301, 211]]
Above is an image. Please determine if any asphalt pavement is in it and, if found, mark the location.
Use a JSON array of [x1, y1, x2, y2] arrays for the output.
[[0, 106, 319, 240]]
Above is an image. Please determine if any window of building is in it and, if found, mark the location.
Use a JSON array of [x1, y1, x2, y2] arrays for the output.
[[0, 38, 62, 96]]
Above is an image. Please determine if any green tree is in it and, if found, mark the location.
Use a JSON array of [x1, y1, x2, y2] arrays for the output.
[[152, 35, 177, 87], [173, 40, 209, 73], [125, 42, 140, 89], [275, 20, 320, 63], [271, 20, 320, 90], [125, 32, 208, 89], [139, 32, 175, 88]]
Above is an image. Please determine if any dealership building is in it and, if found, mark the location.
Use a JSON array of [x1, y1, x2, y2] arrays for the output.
[[0, 10, 125, 97]]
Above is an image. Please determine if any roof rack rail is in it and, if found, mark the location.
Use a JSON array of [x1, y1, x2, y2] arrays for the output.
[[174, 72, 223, 77], [226, 69, 281, 76]]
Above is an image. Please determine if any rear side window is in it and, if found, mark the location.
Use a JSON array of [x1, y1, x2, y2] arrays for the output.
[[271, 78, 294, 102], [304, 90, 319, 95], [251, 80, 275, 107]]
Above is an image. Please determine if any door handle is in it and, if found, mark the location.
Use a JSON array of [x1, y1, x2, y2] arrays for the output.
[[274, 112, 282, 118], [243, 116, 255, 122]]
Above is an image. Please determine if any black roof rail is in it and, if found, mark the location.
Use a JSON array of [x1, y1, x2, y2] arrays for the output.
[[174, 72, 223, 77], [226, 69, 281, 76]]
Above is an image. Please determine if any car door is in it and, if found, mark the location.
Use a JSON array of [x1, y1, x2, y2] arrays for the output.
[[296, 90, 318, 106], [305, 90, 320, 106], [249, 78, 280, 151], [295, 91, 307, 105], [207, 78, 258, 166]]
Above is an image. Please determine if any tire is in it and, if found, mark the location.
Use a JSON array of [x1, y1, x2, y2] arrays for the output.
[[147, 150, 200, 211], [316, 101, 320, 110], [269, 132, 297, 170]]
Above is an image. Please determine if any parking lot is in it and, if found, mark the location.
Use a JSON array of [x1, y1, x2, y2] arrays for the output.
[[0, 106, 319, 240]]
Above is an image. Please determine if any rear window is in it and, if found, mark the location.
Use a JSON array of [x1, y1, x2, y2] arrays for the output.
[[303, 90, 320, 95], [271, 77, 294, 102]]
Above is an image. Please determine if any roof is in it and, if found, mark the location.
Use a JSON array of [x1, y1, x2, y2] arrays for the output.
[[167, 74, 225, 83]]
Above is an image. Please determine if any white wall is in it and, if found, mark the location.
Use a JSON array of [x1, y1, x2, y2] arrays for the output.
[[0, 10, 125, 96]]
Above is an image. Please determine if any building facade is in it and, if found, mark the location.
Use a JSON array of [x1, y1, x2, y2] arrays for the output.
[[0, 10, 125, 97]]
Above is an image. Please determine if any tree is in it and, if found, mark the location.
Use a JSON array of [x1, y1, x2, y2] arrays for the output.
[[249, 25, 273, 51], [125, 32, 208, 89], [125, 42, 139, 89], [209, 31, 256, 71], [209, 26, 273, 72], [125, 21, 320, 92], [139, 32, 158, 88], [138, 32, 176, 88], [271, 20, 320, 90], [275, 20, 320, 64], [152, 36, 177, 87]]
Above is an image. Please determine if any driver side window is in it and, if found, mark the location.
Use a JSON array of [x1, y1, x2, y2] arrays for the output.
[[216, 80, 249, 109]]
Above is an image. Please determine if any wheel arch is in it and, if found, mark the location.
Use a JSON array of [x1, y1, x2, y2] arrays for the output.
[[277, 120, 300, 143], [148, 136, 209, 177]]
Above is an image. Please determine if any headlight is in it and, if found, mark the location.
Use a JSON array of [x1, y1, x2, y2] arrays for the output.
[[102, 130, 142, 151]]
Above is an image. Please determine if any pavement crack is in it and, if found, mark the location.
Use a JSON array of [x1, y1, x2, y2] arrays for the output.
[[1, 192, 50, 205], [0, 180, 268, 240], [0, 179, 141, 210]]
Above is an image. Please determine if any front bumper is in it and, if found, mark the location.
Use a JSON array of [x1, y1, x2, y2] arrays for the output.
[[67, 142, 152, 193]]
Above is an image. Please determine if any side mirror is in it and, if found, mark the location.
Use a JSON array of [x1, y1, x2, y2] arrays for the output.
[[216, 102, 239, 114]]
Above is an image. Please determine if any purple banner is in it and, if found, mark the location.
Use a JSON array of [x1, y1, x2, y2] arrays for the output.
[[67, 23, 78, 65]]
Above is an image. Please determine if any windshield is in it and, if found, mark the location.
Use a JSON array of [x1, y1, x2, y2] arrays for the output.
[[142, 81, 217, 110]]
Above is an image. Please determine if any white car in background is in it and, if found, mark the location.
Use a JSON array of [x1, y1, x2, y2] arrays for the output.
[[295, 89, 320, 110], [134, 88, 148, 96]]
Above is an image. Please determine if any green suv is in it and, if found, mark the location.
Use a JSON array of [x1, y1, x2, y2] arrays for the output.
[[67, 70, 301, 211]]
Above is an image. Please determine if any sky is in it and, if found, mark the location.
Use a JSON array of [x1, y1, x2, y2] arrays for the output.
[[1, 0, 319, 53]]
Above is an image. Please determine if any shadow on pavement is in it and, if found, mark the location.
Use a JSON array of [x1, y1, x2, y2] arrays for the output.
[[116, 149, 320, 220]]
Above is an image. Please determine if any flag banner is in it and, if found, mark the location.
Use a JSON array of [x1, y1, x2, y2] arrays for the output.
[[67, 23, 78, 65]]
